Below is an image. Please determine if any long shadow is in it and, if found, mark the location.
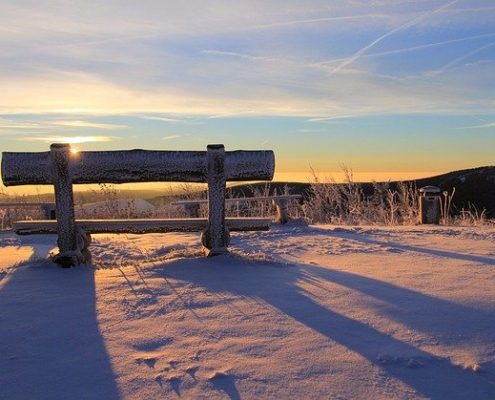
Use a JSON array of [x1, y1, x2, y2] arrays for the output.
[[150, 256, 495, 400], [234, 228, 495, 343], [318, 226, 495, 266], [0, 260, 121, 400], [297, 264, 495, 344]]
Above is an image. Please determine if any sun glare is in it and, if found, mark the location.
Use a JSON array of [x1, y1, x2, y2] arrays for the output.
[[70, 147, 79, 155]]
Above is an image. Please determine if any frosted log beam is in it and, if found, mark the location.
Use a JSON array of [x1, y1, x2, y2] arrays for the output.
[[202, 145, 229, 255], [1, 149, 275, 185]]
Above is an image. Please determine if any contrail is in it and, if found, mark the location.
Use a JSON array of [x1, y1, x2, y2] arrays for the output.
[[317, 32, 495, 65], [430, 41, 495, 75], [201, 50, 270, 61], [330, 0, 460, 75], [251, 13, 391, 30]]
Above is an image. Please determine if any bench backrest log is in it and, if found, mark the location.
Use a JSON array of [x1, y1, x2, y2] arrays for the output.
[[1, 143, 275, 259]]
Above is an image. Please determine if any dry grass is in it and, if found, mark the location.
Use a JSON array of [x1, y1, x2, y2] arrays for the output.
[[303, 167, 418, 225], [0, 170, 491, 229], [303, 168, 490, 227]]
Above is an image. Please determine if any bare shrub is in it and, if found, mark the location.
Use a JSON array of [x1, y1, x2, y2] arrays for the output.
[[303, 168, 418, 226], [440, 188, 455, 225], [223, 183, 303, 221], [0, 190, 51, 229], [152, 183, 207, 218], [456, 204, 488, 226]]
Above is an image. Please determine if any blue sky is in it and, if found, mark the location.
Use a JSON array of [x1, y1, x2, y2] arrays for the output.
[[1, 0, 494, 188]]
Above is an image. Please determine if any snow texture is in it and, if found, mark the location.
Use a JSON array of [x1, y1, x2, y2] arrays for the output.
[[1, 224, 495, 399]]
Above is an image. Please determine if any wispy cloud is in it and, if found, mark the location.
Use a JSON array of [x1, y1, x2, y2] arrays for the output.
[[140, 115, 200, 125], [20, 135, 116, 143], [308, 115, 353, 123], [162, 135, 181, 140], [0, 118, 43, 129], [0, 117, 125, 133], [141, 116, 181, 123], [50, 120, 126, 130], [460, 122, 495, 129], [0, 1, 493, 121], [297, 128, 326, 133]]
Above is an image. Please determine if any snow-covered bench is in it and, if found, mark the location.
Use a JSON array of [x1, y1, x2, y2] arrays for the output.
[[1, 144, 275, 266], [171, 194, 302, 224]]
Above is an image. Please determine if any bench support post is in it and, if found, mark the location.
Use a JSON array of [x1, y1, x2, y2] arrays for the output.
[[184, 203, 200, 218], [203, 144, 229, 255], [50, 144, 82, 267], [273, 197, 290, 224]]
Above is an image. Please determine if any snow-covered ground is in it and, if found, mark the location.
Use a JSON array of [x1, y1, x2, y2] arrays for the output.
[[1, 224, 495, 399]]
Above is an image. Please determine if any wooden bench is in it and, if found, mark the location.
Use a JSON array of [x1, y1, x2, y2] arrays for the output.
[[1, 143, 275, 266], [171, 194, 302, 224]]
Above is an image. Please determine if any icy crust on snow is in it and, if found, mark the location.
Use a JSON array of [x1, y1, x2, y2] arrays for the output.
[[1, 225, 495, 399]]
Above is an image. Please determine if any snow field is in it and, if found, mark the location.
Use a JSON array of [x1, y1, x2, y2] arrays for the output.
[[1, 225, 495, 399]]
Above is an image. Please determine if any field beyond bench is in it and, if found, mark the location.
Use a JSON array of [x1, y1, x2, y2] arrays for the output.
[[171, 194, 302, 224], [1, 144, 275, 266]]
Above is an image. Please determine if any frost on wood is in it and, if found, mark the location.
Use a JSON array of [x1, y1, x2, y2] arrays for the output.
[[50, 144, 77, 256], [1, 149, 275, 185], [204, 145, 229, 254], [13, 218, 271, 234], [2, 143, 275, 264]]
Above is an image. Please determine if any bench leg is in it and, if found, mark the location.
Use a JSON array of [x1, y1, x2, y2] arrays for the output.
[[184, 203, 200, 218], [203, 144, 229, 255], [273, 198, 290, 224], [52, 227, 91, 267], [50, 143, 86, 267]]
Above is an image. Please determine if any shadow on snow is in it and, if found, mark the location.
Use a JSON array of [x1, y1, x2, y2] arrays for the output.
[[151, 254, 495, 400], [0, 261, 121, 400]]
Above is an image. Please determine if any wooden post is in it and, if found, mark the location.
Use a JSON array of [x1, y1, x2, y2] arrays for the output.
[[273, 197, 290, 224], [184, 203, 200, 218], [50, 144, 78, 266], [203, 144, 229, 255], [41, 204, 56, 220]]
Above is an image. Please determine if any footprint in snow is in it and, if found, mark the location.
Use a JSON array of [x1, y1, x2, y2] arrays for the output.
[[132, 337, 173, 351], [186, 366, 200, 380], [167, 376, 182, 396], [136, 357, 157, 369], [209, 371, 241, 400], [155, 375, 182, 396]]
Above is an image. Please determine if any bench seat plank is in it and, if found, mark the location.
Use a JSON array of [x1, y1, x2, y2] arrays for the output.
[[13, 218, 271, 235]]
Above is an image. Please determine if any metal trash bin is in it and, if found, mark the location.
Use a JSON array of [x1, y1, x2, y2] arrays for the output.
[[418, 186, 441, 224]]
